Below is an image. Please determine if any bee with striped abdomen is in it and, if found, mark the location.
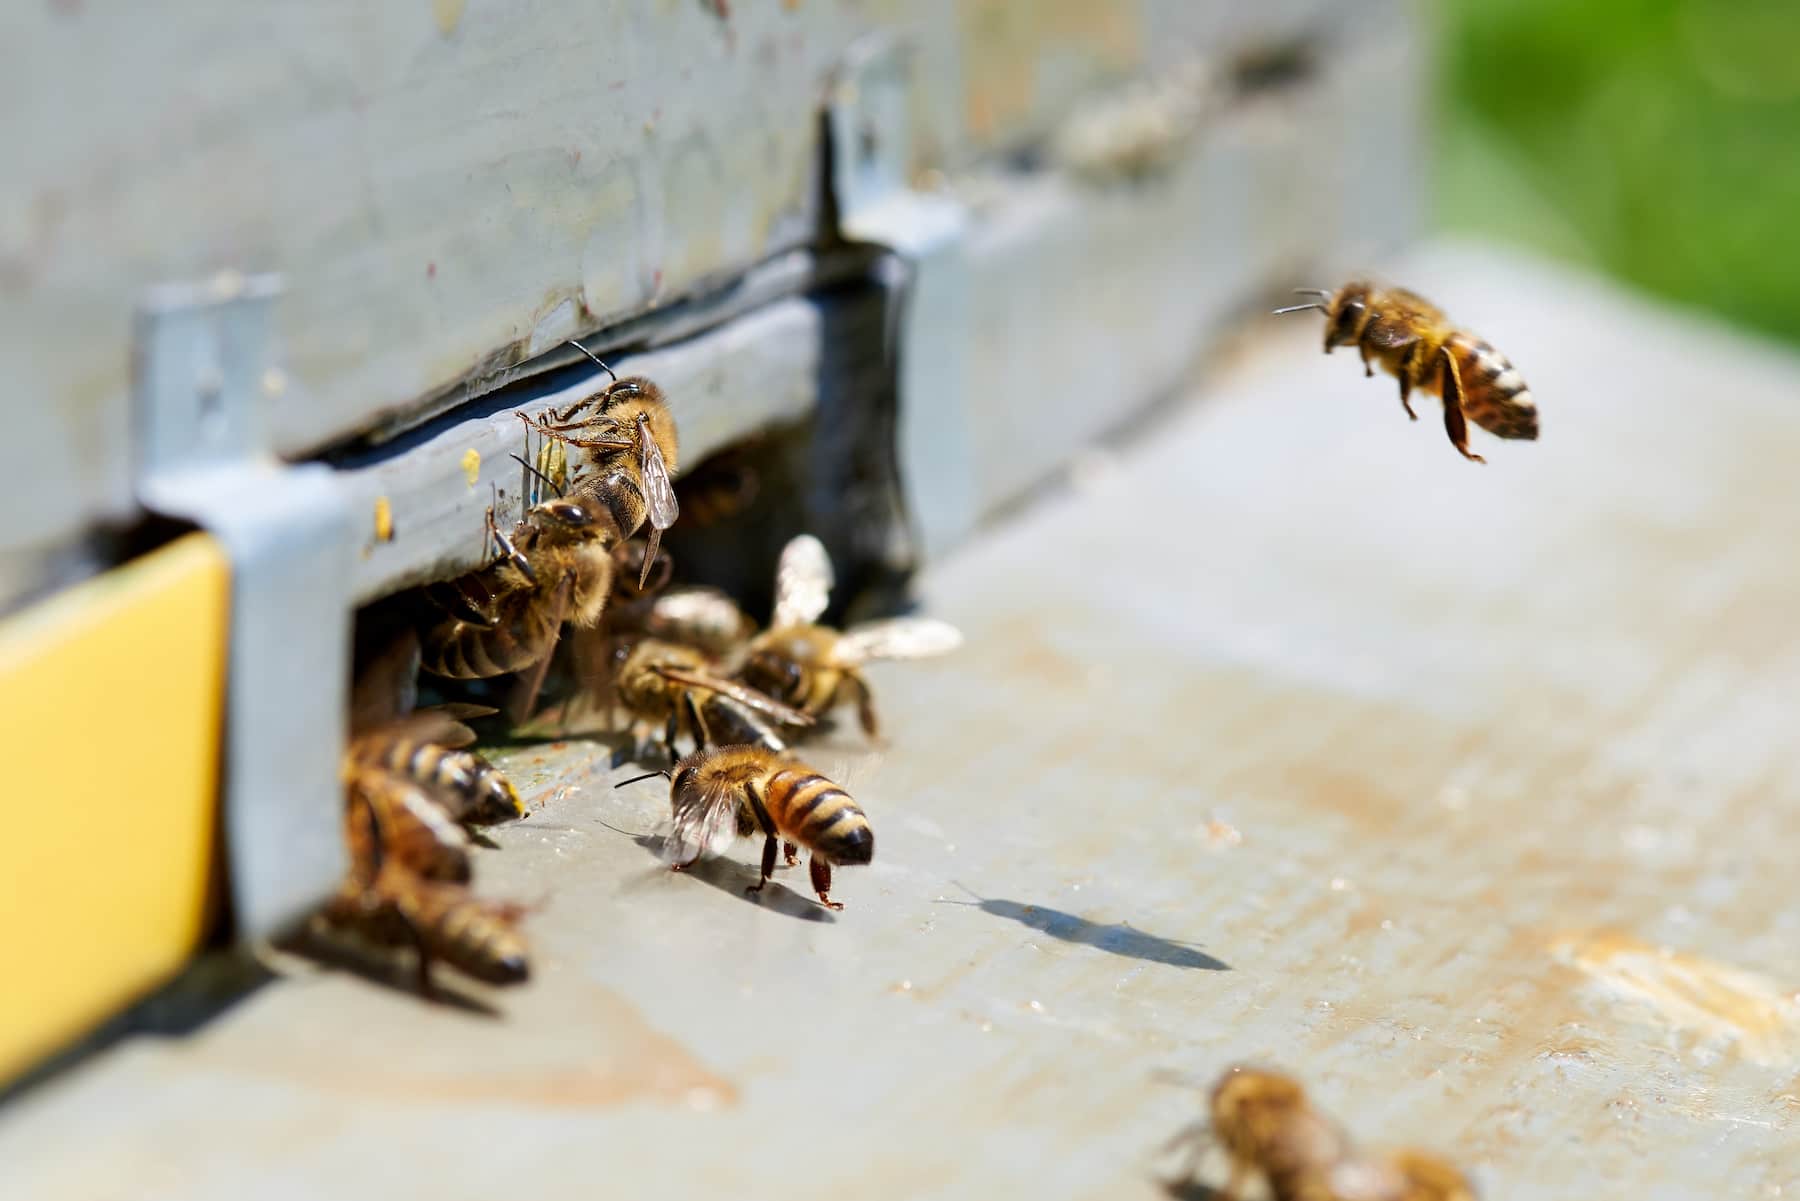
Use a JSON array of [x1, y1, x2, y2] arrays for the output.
[[326, 789, 530, 993], [1276, 282, 1538, 463], [348, 712, 523, 827], [611, 637, 814, 762], [736, 535, 962, 742], [520, 340, 679, 587], [420, 487, 621, 718], [631, 744, 874, 910]]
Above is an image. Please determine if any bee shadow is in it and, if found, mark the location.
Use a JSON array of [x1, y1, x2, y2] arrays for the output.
[[627, 832, 836, 923], [280, 926, 507, 1017], [938, 888, 1228, 971]]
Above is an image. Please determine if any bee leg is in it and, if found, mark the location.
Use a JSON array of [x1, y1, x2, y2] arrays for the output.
[[783, 841, 800, 867], [662, 714, 681, 766], [745, 834, 779, 896], [1358, 338, 1376, 378], [847, 672, 883, 743], [398, 913, 438, 1000], [809, 856, 845, 911], [1437, 345, 1486, 464], [1220, 1158, 1250, 1201], [1397, 348, 1420, 420]]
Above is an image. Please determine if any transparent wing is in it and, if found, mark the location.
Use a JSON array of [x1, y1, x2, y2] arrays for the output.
[[1387, 286, 1445, 321], [650, 587, 754, 646], [770, 534, 833, 628], [836, 617, 964, 665], [666, 776, 746, 863], [650, 666, 816, 727], [507, 572, 574, 726], [639, 433, 679, 534]]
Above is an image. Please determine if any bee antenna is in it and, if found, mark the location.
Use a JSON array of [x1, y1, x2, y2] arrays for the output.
[[1293, 288, 1332, 297], [614, 769, 672, 789], [567, 338, 618, 382], [509, 453, 566, 499], [1272, 303, 1326, 316]]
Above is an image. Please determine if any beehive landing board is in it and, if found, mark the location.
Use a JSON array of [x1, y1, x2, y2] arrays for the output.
[[5, 242, 1799, 1200]]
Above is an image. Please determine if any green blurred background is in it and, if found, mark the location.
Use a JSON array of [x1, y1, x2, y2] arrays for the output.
[[1436, 0, 1800, 345]]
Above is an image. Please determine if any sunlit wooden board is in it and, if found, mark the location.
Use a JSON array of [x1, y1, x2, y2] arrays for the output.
[[4, 244, 1796, 1199]]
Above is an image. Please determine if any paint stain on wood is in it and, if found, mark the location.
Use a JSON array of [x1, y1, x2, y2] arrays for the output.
[[460, 448, 481, 487], [372, 496, 394, 543], [432, 0, 465, 36], [1551, 928, 1799, 1065]]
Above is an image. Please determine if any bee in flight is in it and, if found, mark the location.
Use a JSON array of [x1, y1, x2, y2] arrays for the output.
[[736, 534, 963, 742], [623, 744, 874, 910], [1276, 282, 1538, 463], [519, 339, 679, 587], [420, 476, 622, 720]]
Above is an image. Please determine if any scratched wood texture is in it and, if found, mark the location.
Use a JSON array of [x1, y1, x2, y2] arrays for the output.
[[4, 243, 1797, 1201], [0, 0, 1343, 577]]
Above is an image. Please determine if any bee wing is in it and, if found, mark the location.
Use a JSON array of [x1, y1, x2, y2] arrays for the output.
[[650, 666, 816, 727], [666, 775, 746, 863], [362, 709, 479, 750], [351, 765, 473, 884], [770, 534, 833, 628], [1387, 287, 1445, 321], [836, 617, 964, 665], [638, 433, 679, 534], [651, 587, 754, 648]]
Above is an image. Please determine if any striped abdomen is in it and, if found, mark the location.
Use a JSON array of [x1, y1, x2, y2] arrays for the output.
[[761, 768, 873, 865], [344, 768, 472, 883], [421, 588, 561, 679], [352, 738, 521, 824], [1447, 333, 1538, 440], [575, 463, 648, 538], [391, 874, 531, 985]]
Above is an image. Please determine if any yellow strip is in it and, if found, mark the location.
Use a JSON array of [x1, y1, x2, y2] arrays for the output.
[[0, 533, 229, 1082]]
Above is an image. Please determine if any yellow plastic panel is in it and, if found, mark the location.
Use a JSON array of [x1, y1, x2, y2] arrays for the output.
[[0, 533, 229, 1081]]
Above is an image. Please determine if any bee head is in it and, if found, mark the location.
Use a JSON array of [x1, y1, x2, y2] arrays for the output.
[[742, 648, 805, 703], [1322, 282, 1375, 352]]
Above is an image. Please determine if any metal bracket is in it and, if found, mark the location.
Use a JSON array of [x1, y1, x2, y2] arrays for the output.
[[827, 37, 980, 562], [133, 272, 352, 942]]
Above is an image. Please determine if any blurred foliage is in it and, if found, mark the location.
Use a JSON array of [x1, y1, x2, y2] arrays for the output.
[[1436, 0, 1800, 344]]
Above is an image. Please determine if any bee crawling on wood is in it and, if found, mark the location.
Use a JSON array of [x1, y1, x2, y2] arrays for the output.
[[1276, 282, 1538, 463], [1166, 1066, 1478, 1201], [420, 471, 623, 720], [518, 339, 679, 588], [621, 744, 874, 910], [736, 534, 963, 743], [608, 636, 815, 764]]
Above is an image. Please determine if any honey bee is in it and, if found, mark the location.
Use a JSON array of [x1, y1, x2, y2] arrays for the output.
[[1168, 1066, 1347, 1201], [1325, 1152, 1478, 1201], [348, 717, 523, 826], [737, 534, 962, 741], [1276, 282, 1538, 463], [326, 789, 530, 992], [342, 760, 473, 884], [611, 637, 814, 761], [637, 744, 874, 910], [608, 585, 756, 658], [420, 489, 622, 718], [520, 340, 679, 587]]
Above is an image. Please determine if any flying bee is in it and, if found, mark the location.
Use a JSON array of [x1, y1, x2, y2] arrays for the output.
[[1165, 1066, 1348, 1201], [1326, 1152, 1478, 1201], [608, 585, 756, 658], [1275, 282, 1538, 463], [626, 744, 874, 910], [326, 791, 530, 993], [736, 534, 963, 741], [519, 339, 679, 587], [611, 637, 814, 762], [421, 479, 622, 719]]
